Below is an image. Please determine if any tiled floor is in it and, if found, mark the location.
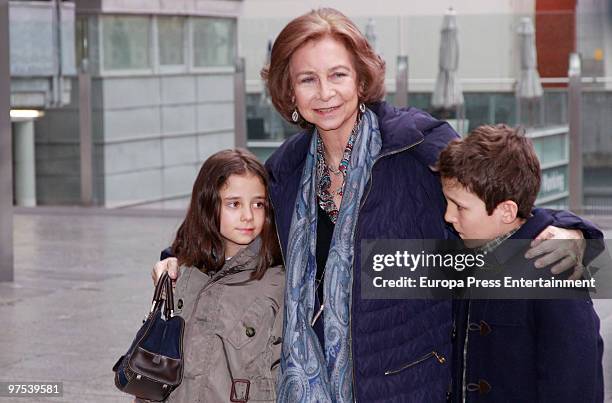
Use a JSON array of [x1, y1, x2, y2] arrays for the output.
[[0, 210, 183, 402], [0, 210, 610, 402]]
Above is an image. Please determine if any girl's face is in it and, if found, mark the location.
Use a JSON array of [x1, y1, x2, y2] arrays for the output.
[[290, 36, 360, 137], [219, 173, 267, 258]]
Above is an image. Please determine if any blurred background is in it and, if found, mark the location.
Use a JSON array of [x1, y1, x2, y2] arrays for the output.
[[0, 0, 611, 401], [2, 0, 611, 211]]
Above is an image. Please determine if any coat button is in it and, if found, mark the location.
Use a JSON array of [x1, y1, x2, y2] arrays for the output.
[[245, 326, 256, 337], [468, 320, 492, 336], [479, 320, 491, 336], [467, 379, 491, 394], [177, 299, 183, 309], [478, 379, 491, 394]]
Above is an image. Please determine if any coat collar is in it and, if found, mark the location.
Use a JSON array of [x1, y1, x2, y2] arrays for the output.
[[212, 237, 261, 278], [367, 101, 425, 155], [487, 208, 554, 265]]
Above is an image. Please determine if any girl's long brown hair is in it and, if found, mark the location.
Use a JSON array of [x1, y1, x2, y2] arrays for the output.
[[171, 149, 281, 279]]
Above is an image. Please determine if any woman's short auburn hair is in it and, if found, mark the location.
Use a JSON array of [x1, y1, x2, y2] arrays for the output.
[[261, 8, 386, 128]]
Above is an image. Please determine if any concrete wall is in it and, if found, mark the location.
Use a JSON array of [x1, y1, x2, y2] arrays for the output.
[[240, 0, 536, 93], [240, 0, 535, 18], [34, 77, 104, 205], [242, 14, 530, 93], [76, 0, 243, 17], [99, 74, 235, 207], [9, 1, 76, 108], [34, 73, 235, 207], [34, 93, 84, 205], [240, 0, 612, 93], [33, 7, 238, 207]]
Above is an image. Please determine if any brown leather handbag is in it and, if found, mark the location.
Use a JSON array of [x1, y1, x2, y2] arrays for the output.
[[113, 272, 185, 401]]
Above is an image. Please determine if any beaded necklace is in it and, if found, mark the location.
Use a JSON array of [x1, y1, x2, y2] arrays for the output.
[[316, 118, 360, 224]]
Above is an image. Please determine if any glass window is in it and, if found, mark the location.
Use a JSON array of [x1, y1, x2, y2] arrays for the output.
[[158, 16, 185, 66], [102, 15, 151, 70], [193, 17, 236, 67]]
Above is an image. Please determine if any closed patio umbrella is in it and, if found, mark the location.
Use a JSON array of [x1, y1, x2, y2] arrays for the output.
[[260, 39, 284, 138], [432, 8, 465, 132], [516, 17, 543, 127], [516, 17, 543, 100], [365, 18, 379, 55]]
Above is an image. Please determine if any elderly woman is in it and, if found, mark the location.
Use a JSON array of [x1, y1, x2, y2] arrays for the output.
[[259, 8, 602, 402], [154, 8, 601, 402]]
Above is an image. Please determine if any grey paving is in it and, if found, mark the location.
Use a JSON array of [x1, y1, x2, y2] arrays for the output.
[[0, 210, 183, 402], [0, 210, 611, 402]]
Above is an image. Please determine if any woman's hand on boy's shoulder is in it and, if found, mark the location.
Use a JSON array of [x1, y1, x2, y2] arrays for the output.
[[526, 226, 586, 279], [151, 257, 180, 287]]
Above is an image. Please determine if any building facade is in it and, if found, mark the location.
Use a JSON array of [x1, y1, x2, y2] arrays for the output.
[[31, 0, 241, 207]]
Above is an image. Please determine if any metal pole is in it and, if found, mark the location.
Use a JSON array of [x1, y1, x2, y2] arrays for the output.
[[50, 0, 61, 107], [395, 55, 409, 108], [233, 57, 247, 149], [568, 53, 583, 213], [79, 62, 93, 206], [0, 0, 14, 281]]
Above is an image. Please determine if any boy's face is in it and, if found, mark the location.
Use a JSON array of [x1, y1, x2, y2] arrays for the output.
[[441, 179, 505, 248]]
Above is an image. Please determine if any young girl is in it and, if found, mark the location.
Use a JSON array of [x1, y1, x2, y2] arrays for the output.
[[151, 149, 284, 403]]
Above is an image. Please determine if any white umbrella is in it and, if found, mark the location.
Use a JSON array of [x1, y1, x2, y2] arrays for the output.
[[365, 18, 379, 55], [432, 8, 464, 110], [516, 17, 543, 99], [260, 39, 284, 137], [258, 39, 273, 114]]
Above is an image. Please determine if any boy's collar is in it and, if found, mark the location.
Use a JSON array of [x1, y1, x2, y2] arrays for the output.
[[483, 209, 555, 265], [474, 226, 521, 255]]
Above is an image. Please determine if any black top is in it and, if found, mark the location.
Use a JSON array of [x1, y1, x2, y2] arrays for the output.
[[313, 204, 335, 346], [316, 204, 335, 300]]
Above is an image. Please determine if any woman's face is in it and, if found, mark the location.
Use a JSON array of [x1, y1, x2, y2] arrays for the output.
[[290, 36, 360, 137]]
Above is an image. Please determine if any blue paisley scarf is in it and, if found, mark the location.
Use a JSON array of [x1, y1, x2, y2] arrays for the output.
[[277, 109, 382, 402]]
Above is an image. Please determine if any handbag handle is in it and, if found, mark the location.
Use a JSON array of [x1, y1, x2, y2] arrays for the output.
[[164, 271, 175, 318], [149, 272, 176, 319], [153, 272, 169, 302]]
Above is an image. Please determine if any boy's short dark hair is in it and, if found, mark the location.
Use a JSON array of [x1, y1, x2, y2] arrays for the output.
[[437, 124, 541, 219]]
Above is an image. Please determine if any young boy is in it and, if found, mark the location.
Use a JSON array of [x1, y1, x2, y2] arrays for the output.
[[437, 124, 603, 402]]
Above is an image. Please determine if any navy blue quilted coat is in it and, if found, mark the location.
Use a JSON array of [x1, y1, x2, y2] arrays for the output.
[[266, 102, 459, 402], [264, 101, 603, 402]]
